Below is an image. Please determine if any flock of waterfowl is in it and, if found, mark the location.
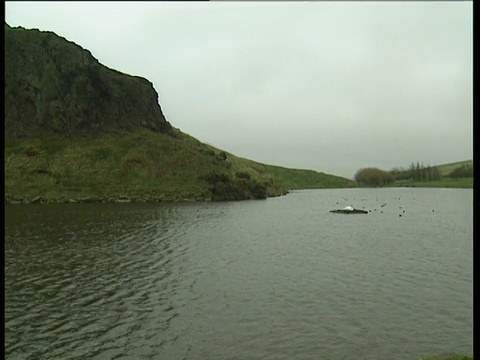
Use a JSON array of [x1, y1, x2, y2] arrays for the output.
[[331, 196, 435, 216]]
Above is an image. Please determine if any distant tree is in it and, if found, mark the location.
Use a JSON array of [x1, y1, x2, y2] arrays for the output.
[[409, 162, 415, 180], [354, 167, 395, 187], [399, 162, 442, 182], [423, 165, 442, 181], [430, 166, 441, 180], [420, 164, 426, 182], [390, 166, 410, 181]]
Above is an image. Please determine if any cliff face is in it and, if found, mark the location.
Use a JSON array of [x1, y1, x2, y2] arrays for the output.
[[4, 23, 172, 137]]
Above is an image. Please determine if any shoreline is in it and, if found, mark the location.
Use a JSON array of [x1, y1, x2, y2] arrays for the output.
[[5, 184, 474, 205], [4, 191, 289, 205]]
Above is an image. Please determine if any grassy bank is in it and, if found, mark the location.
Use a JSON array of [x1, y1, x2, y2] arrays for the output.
[[5, 128, 355, 203], [389, 160, 473, 189], [391, 177, 473, 189]]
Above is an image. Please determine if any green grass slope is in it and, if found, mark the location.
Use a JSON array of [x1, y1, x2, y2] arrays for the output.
[[5, 127, 355, 203], [392, 177, 473, 189], [391, 160, 473, 189], [435, 160, 473, 177]]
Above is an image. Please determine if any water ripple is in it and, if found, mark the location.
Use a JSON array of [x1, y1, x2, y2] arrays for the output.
[[5, 190, 473, 359]]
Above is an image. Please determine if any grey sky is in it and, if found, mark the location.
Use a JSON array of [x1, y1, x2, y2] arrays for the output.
[[5, 1, 473, 179]]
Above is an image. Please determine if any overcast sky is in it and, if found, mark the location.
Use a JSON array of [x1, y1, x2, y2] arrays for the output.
[[5, 1, 473, 179]]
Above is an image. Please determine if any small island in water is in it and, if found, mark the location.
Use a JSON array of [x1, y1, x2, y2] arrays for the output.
[[330, 208, 369, 214]]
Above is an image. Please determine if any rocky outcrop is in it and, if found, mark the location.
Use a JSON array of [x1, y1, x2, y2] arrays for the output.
[[4, 23, 172, 137]]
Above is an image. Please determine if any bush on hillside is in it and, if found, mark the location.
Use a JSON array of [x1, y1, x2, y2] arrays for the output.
[[204, 171, 267, 200], [217, 151, 227, 161], [24, 144, 41, 157], [235, 171, 251, 179], [204, 171, 230, 184]]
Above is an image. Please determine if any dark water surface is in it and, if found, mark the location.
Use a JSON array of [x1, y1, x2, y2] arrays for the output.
[[5, 188, 473, 359]]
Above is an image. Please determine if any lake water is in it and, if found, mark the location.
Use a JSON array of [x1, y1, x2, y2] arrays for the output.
[[5, 188, 473, 360]]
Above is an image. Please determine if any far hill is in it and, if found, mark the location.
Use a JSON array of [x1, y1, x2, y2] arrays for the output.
[[387, 160, 473, 189], [4, 23, 355, 204], [435, 160, 473, 177]]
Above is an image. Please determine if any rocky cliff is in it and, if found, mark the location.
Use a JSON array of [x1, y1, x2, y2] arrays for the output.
[[4, 23, 172, 137]]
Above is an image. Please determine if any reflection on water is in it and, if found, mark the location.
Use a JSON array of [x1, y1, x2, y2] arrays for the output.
[[5, 203, 194, 359], [5, 189, 473, 359]]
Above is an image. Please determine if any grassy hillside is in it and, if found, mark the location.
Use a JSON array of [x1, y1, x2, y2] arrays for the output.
[[390, 160, 473, 189], [435, 160, 473, 177], [5, 23, 470, 202], [5, 127, 355, 203], [219, 155, 355, 190], [4, 23, 356, 204], [5, 126, 472, 203]]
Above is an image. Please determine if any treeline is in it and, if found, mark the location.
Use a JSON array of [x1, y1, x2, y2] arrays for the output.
[[355, 161, 473, 187], [390, 162, 442, 182], [204, 171, 269, 201]]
